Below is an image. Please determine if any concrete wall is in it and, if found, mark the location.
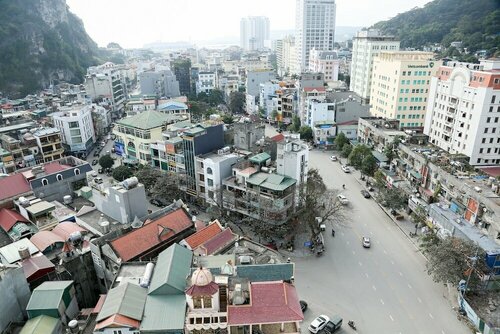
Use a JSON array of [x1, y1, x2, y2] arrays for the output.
[[92, 183, 148, 224], [0, 267, 31, 332]]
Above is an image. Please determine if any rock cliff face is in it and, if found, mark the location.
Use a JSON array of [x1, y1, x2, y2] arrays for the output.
[[0, 0, 100, 97]]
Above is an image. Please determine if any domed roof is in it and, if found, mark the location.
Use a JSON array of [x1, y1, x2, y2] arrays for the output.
[[190, 267, 213, 287]]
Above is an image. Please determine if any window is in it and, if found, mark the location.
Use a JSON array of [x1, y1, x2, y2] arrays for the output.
[[74, 168, 80, 175], [480, 148, 484, 154], [56, 174, 63, 181], [206, 167, 213, 175], [487, 117, 491, 123], [203, 296, 212, 308], [484, 128, 488, 134], [492, 96, 496, 104], [41, 178, 48, 186], [207, 178, 214, 187], [482, 138, 486, 144], [193, 297, 202, 308]]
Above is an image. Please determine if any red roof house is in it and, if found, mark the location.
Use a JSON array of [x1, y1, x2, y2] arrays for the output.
[[0, 208, 30, 232], [110, 208, 194, 261], [228, 281, 304, 325], [196, 228, 238, 256], [22, 254, 55, 282], [0, 173, 31, 203], [182, 220, 223, 250]]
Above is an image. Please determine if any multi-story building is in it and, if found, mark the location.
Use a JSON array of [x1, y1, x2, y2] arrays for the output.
[[240, 16, 270, 51], [276, 35, 297, 76], [196, 71, 216, 95], [259, 81, 280, 117], [217, 73, 240, 102], [309, 49, 339, 82], [295, 0, 336, 71], [32, 128, 64, 163], [276, 134, 309, 186], [139, 69, 181, 98], [222, 157, 296, 225], [90, 104, 111, 139], [350, 29, 400, 103], [246, 70, 276, 98], [370, 51, 439, 129], [171, 58, 192, 96], [52, 105, 96, 157], [424, 59, 500, 166], [276, 82, 298, 124], [113, 110, 188, 165], [233, 119, 266, 151], [297, 73, 326, 125], [306, 97, 336, 144]]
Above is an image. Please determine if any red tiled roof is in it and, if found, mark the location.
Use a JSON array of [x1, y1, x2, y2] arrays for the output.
[[183, 220, 223, 249], [110, 208, 193, 261], [95, 314, 140, 330], [30, 231, 64, 252], [43, 162, 71, 174], [185, 281, 219, 296], [270, 134, 285, 142], [0, 208, 30, 232], [197, 228, 237, 256], [479, 166, 500, 178], [228, 281, 304, 325], [93, 295, 107, 314], [336, 120, 359, 126], [22, 254, 55, 281], [0, 173, 31, 201], [52, 221, 87, 239]]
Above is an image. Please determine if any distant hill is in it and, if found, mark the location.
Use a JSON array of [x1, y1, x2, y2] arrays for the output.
[[372, 0, 500, 54], [0, 0, 101, 98]]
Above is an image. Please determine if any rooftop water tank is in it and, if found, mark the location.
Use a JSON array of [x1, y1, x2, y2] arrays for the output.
[[121, 176, 138, 190]]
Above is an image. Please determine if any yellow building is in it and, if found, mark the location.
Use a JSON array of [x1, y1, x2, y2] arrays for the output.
[[113, 110, 188, 165], [370, 51, 441, 129]]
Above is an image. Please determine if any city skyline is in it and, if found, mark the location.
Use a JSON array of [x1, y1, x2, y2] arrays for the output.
[[66, 0, 433, 49]]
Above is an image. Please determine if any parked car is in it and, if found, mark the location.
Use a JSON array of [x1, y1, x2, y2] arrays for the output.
[[92, 159, 98, 166], [309, 315, 330, 333], [95, 177, 104, 184], [93, 151, 100, 157], [361, 190, 371, 198], [341, 165, 351, 173], [390, 209, 404, 220], [329, 155, 337, 161], [362, 236, 371, 248], [300, 300, 308, 313], [337, 194, 349, 205], [98, 168, 103, 174], [320, 316, 343, 334]]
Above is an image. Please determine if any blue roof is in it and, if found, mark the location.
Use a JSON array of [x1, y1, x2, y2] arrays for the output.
[[158, 101, 188, 111]]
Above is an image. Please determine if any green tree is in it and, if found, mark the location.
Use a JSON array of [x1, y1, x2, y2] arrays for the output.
[[112, 165, 133, 181], [222, 114, 234, 124], [379, 187, 408, 211], [410, 206, 427, 235], [341, 144, 352, 158], [229, 91, 245, 114], [271, 109, 279, 121], [291, 115, 301, 132], [374, 170, 387, 189], [298, 126, 313, 141], [348, 144, 372, 169], [150, 173, 182, 203], [135, 166, 163, 193], [361, 154, 378, 176], [188, 101, 209, 121], [334, 132, 349, 151], [207, 89, 225, 106], [99, 155, 114, 169]]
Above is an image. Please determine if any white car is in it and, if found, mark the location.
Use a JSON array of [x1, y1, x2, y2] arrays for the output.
[[362, 236, 371, 248], [309, 315, 330, 333], [337, 194, 349, 205], [341, 165, 351, 173], [330, 155, 337, 161]]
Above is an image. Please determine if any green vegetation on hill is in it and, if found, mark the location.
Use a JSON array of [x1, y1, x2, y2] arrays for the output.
[[0, 0, 101, 97], [372, 0, 500, 56]]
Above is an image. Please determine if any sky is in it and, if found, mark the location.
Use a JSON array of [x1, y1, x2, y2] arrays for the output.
[[66, 0, 432, 49]]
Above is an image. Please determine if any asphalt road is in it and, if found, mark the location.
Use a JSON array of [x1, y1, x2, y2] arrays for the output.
[[293, 149, 470, 334]]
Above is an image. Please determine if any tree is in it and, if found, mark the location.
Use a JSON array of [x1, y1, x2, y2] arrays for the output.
[[222, 114, 234, 124], [270, 109, 279, 121], [291, 115, 301, 132], [361, 154, 378, 176], [298, 126, 313, 141], [229, 91, 245, 114], [410, 206, 427, 235], [150, 173, 183, 203], [135, 166, 163, 193], [341, 144, 352, 158], [379, 186, 407, 211], [334, 132, 349, 151], [348, 144, 372, 169], [99, 155, 114, 169], [188, 101, 209, 121], [207, 89, 225, 106], [423, 236, 488, 289], [112, 165, 133, 181], [374, 170, 387, 189], [296, 169, 347, 238]]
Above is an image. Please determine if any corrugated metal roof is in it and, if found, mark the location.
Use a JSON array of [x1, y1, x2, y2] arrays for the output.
[[148, 244, 192, 295], [261, 177, 296, 191], [249, 152, 271, 164], [117, 110, 171, 130], [0, 238, 39, 264], [26, 281, 73, 311], [246, 173, 268, 186], [20, 315, 59, 334], [96, 283, 147, 322], [140, 295, 186, 331]]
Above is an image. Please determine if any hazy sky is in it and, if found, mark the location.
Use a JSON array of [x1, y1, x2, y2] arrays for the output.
[[67, 0, 432, 48]]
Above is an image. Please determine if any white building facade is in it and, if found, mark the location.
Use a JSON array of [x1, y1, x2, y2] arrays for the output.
[[308, 49, 339, 82], [259, 82, 280, 117], [423, 59, 500, 166], [240, 16, 270, 51], [276, 35, 298, 76], [295, 0, 336, 72], [350, 29, 400, 103], [52, 105, 96, 155], [196, 72, 217, 94], [276, 135, 309, 186]]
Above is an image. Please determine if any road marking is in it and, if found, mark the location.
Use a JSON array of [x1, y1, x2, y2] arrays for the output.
[[380, 299, 384, 305], [389, 314, 394, 322], [408, 283, 413, 289], [352, 250, 356, 255], [372, 285, 377, 291], [358, 261, 363, 266], [441, 331, 446, 334], [399, 272, 403, 276], [383, 249, 387, 254], [417, 297, 422, 304], [429, 313, 434, 319], [390, 260, 395, 265], [365, 273, 369, 278]]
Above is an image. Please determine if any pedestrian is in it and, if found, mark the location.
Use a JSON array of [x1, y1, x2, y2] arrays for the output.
[[342, 184, 345, 189], [287, 257, 291, 263]]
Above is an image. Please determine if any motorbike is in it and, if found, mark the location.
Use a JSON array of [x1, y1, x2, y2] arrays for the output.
[[348, 320, 356, 330], [331, 229, 335, 237]]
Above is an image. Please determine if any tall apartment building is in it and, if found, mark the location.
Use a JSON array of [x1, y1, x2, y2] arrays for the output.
[[308, 49, 339, 82], [196, 72, 216, 95], [276, 35, 297, 76], [276, 135, 309, 186], [350, 29, 400, 103], [424, 59, 500, 166], [240, 16, 270, 51], [139, 69, 180, 98], [171, 58, 192, 96], [52, 105, 96, 156], [32, 128, 64, 163], [370, 51, 439, 128], [295, 0, 336, 71]]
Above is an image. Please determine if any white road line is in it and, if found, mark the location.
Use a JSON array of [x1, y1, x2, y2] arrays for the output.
[[408, 283, 413, 289], [417, 297, 422, 303], [380, 299, 385, 305], [358, 261, 363, 266], [372, 285, 377, 291], [441, 330, 446, 334], [389, 314, 394, 322], [365, 273, 369, 278], [429, 313, 434, 319], [399, 272, 403, 276]]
